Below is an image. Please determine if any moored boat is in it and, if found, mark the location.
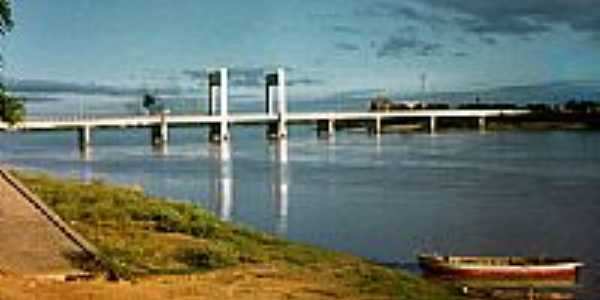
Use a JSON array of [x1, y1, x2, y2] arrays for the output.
[[418, 254, 584, 281]]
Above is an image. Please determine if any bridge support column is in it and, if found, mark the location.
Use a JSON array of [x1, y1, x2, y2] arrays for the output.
[[265, 68, 287, 140], [151, 123, 168, 146], [429, 116, 437, 133], [151, 113, 169, 146], [77, 126, 91, 151], [478, 116, 486, 131], [220, 68, 230, 142], [266, 122, 287, 140], [374, 116, 382, 135], [317, 119, 335, 137], [277, 68, 288, 139], [209, 124, 221, 143], [208, 85, 218, 115], [266, 123, 278, 139], [208, 68, 230, 143]]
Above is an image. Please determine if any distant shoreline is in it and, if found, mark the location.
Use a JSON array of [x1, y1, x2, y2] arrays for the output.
[[363, 99, 600, 133]]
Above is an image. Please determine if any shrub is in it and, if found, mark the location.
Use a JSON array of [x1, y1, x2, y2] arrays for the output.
[[0, 88, 25, 125]]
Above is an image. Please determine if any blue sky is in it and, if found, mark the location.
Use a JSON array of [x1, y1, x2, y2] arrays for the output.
[[3, 0, 600, 104]]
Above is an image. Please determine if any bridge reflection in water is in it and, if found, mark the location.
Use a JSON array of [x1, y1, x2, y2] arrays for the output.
[[209, 142, 233, 221], [271, 139, 289, 235], [207, 140, 289, 235]]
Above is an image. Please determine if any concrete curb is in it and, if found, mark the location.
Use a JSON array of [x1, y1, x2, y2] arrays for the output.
[[0, 169, 99, 263]]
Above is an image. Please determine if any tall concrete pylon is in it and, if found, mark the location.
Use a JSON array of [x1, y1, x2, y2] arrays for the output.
[[208, 68, 230, 143], [265, 68, 287, 139]]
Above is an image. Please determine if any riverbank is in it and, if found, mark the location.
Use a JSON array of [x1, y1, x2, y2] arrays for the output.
[[334, 113, 600, 134], [366, 99, 600, 133], [1, 170, 459, 300]]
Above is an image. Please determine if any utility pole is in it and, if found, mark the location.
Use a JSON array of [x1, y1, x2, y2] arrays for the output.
[[420, 73, 427, 95]]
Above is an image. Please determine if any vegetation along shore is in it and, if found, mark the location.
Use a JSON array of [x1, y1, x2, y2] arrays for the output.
[[366, 98, 600, 133]]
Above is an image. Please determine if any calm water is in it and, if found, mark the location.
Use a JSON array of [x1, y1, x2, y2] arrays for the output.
[[1, 127, 599, 297]]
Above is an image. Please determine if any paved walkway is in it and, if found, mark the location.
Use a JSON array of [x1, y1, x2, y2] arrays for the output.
[[0, 169, 93, 279]]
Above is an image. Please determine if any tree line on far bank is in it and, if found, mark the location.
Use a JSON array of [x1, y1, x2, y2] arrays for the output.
[[0, 0, 24, 125], [370, 94, 600, 114]]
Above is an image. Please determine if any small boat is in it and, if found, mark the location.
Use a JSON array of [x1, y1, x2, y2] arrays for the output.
[[418, 254, 584, 281]]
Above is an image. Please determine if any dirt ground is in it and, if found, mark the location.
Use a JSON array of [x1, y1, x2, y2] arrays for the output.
[[0, 170, 89, 277], [0, 264, 380, 300]]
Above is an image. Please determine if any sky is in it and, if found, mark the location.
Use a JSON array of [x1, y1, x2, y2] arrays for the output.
[[3, 0, 600, 108]]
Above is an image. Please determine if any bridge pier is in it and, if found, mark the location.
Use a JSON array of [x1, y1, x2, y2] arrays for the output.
[[151, 124, 168, 146], [478, 116, 486, 131], [265, 68, 287, 140], [368, 116, 382, 135], [317, 119, 335, 137], [429, 116, 437, 133], [266, 123, 278, 139], [209, 122, 232, 143], [208, 68, 230, 143], [151, 113, 169, 146], [266, 123, 287, 140], [77, 126, 91, 151]]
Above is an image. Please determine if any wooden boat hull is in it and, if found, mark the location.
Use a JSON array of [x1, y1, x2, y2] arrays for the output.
[[419, 255, 583, 281]]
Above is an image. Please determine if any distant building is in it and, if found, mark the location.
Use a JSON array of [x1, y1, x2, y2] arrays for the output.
[[370, 95, 447, 111]]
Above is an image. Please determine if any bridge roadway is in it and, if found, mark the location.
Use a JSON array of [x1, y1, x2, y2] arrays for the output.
[[0, 109, 529, 130], [0, 67, 532, 145], [0, 109, 530, 149]]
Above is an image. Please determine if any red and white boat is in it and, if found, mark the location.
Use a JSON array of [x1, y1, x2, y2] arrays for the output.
[[418, 254, 584, 281]]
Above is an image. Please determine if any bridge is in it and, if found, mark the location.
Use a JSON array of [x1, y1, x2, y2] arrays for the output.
[[0, 68, 530, 150]]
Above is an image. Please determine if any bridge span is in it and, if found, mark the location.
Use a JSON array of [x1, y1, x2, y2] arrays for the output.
[[0, 109, 530, 149], [0, 68, 530, 150]]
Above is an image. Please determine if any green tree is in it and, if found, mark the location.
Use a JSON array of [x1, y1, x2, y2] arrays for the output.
[[0, 0, 13, 68], [0, 88, 24, 124], [0, 0, 14, 34], [0, 0, 23, 125]]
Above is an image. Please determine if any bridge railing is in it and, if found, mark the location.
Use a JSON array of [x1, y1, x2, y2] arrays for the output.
[[20, 108, 532, 124], [24, 112, 207, 122]]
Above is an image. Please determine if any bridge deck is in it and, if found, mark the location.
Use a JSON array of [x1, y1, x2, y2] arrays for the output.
[[1, 110, 530, 131]]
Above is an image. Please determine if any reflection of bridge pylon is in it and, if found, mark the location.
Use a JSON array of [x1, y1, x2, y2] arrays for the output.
[[272, 139, 289, 235], [209, 142, 233, 220]]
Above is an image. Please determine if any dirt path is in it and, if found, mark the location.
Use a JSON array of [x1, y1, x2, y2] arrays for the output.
[[0, 169, 91, 278], [0, 264, 369, 300]]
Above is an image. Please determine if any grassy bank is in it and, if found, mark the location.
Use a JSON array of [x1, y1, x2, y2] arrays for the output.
[[11, 171, 459, 299]]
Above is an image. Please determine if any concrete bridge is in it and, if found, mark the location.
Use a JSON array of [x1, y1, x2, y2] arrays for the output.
[[0, 68, 530, 150]]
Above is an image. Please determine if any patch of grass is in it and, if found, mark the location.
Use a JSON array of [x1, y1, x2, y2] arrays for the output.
[[13, 170, 460, 299], [12, 171, 342, 274]]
